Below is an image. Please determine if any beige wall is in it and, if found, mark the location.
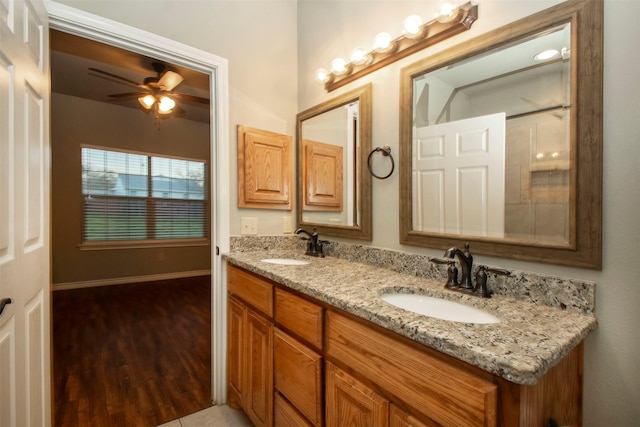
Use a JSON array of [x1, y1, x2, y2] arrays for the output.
[[51, 94, 212, 285], [49, 0, 640, 424]]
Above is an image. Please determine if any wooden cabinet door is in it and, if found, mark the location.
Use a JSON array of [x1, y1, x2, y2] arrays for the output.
[[227, 296, 246, 408], [274, 328, 323, 425], [245, 309, 273, 427], [325, 362, 388, 427]]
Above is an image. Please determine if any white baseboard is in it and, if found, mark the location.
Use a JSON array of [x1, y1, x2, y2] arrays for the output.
[[52, 269, 211, 291]]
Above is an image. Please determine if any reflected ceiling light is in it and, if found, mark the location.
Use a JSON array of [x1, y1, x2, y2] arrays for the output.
[[373, 32, 394, 53], [534, 49, 560, 61], [434, 0, 462, 23], [138, 94, 156, 109], [402, 15, 424, 39]]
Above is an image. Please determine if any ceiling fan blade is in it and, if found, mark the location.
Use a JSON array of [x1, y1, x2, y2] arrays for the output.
[[158, 70, 184, 91], [172, 92, 209, 105], [173, 104, 186, 117], [108, 92, 148, 99], [88, 67, 144, 88]]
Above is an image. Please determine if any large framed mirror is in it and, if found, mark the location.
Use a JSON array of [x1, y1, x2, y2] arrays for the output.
[[297, 84, 372, 240], [399, 0, 602, 268]]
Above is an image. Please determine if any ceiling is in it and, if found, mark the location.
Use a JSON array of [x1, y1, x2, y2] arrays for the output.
[[50, 30, 211, 124]]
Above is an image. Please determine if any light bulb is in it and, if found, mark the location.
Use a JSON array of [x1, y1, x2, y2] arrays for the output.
[[350, 48, 370, 65], [402, 15, 423, 39], [157, 96, 176, 114], [331, 57, 349, 75], [138, 94, 156, 109], [534, 49, 560, 61], [373, 32, 393, 53], [315, 68, 330, 83], [434, 0, 461, 24]]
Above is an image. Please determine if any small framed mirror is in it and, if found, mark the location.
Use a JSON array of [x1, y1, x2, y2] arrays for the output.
[[399, 0, 602, 268], [297, 84, 372, 240]]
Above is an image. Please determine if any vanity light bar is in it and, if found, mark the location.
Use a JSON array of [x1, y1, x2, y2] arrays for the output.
[[321, 2, 478, 92]]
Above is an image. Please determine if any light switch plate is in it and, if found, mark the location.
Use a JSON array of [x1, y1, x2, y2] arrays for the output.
[[282, 216, 293, 234], [241, 217, 258, 235]]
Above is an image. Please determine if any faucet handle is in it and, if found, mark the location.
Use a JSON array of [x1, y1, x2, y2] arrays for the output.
[[485, 267, 511, 276], [474, 266, 511, 298], [431, 257, 459, 289]]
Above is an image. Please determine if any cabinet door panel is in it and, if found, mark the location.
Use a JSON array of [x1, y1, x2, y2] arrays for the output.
[[274, 328, 322, 425], [227, 296, 246, 408], [325, 362, 388, 427], [245, 310, 273, 427]]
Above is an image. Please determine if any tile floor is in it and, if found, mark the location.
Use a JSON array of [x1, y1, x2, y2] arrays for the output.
[[156, 405, 253, 427]]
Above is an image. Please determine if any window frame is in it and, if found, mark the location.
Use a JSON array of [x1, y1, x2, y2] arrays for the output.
[[79, 145, 210, 250]]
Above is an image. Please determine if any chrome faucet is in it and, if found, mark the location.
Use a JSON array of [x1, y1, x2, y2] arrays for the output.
[[294, 227, 324, 257], [444, 243, 474, 290]]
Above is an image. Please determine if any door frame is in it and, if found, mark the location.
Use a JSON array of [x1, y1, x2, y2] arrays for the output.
[[46, 1, 230, 404]]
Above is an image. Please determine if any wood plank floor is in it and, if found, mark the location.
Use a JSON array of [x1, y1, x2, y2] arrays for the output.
[[53, 276, 212, 427]]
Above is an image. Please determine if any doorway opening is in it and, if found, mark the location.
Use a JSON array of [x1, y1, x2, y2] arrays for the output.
[[47, 2, 230, 423]]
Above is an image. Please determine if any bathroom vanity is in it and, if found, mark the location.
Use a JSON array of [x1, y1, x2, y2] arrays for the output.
[[224, 247, 596, 427]]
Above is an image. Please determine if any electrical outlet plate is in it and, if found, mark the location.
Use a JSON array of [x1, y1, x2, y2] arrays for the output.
[[282, 216, 293, 234], [241, 217, 258, 235]]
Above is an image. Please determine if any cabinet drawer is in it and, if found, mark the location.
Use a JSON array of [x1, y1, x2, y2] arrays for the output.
[[275, 392, 314, 427], [275, 288, 323, 349], [274, 328, 322, 426], [228, 265, 273, 317], [326, 311, 498, 427]]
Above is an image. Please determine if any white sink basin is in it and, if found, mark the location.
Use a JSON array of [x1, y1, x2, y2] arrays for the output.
[[381, 293, 500, 324], [260, 258, 311, 266]]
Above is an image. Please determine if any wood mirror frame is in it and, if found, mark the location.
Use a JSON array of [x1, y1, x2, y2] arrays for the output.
[[399, 0, 602, 269], [297, 84, 372, 240]]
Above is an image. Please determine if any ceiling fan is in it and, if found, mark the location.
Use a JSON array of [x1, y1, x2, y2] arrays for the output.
[[88, 62, 209, 118]]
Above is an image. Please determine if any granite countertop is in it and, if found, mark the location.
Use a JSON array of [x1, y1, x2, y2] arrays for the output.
[[223, 249, 597, 385]]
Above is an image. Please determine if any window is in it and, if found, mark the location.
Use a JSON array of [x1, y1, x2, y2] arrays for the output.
[[81, 147, 207, 243]]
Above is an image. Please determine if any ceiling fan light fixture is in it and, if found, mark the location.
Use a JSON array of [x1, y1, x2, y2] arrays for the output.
[[157, 96, 176, 114], [138, 94, 156, 109]]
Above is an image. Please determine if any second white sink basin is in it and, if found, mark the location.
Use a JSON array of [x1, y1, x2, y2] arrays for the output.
[[381, 293, 500, 324], [260, 258, 311, 266]]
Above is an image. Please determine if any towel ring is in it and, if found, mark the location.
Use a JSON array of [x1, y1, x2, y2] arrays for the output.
[[367, 145, 394, 179]]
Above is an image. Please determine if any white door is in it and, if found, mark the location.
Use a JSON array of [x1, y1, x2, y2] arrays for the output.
[[413, 113, 505, 238], [0, 0, 51, 426]]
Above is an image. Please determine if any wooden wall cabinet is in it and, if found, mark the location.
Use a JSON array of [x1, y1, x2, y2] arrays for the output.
[[237, 125, 293, 210], [302, 139, 344, 211]]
